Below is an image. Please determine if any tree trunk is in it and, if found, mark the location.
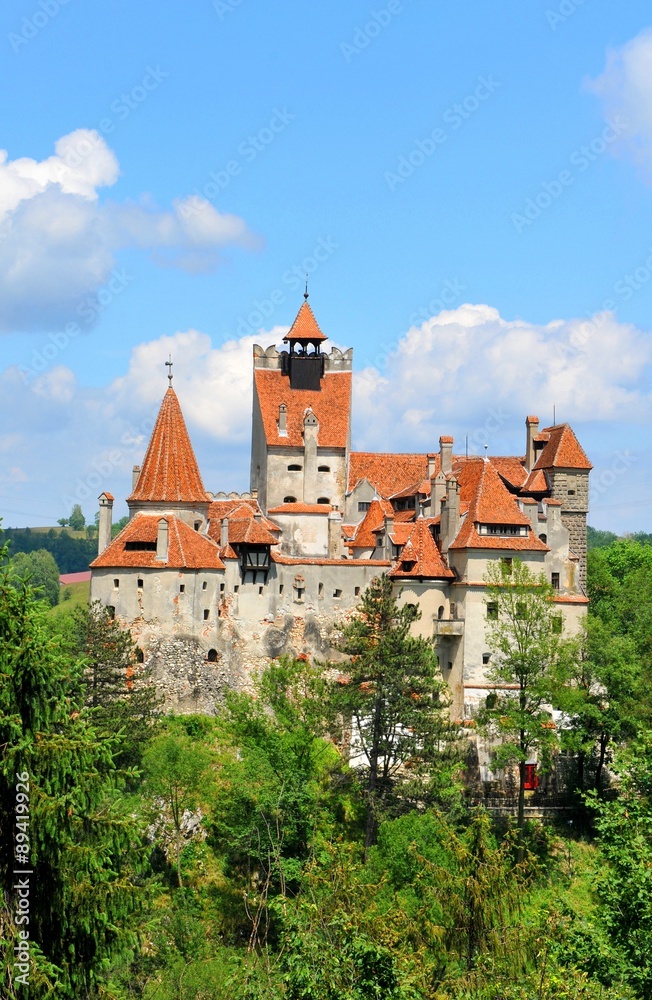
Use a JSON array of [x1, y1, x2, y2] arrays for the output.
[[517, 725, 526, 863], [595, 732, 608, 795], [577, 748, 585, 793]]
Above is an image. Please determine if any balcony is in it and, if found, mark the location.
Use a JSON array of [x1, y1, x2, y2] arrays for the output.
[[433, 618, 465, 637]]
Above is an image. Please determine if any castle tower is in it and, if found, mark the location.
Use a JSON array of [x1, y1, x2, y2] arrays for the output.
[[250, 296, 353, 514], [532, 423, 592, 592], [128, 374, 210, 529]]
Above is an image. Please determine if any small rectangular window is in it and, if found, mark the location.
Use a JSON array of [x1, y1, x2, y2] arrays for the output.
[[220, 583, 225, 593], [358, 501, 371, 512], [482, 653, 491, 665], [318, 582, 324, 598], [279, 584, 284, 595], [137, 578, 143, 589], [234, 585, 239, 593], [487, 602, 498, 620], [354, 586, 360, 596], [113, 579, 119, 589], [333, 589, 342, 599], [551, 572, 560, 590], [202, 581, 207, 591], [179, 584, 185, 593], [203, 609, 209, 620], [568, 489, 575, 496], [258, 586, 264, 595]]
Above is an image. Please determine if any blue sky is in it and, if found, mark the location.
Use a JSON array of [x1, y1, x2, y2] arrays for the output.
[[0, 0, 651, 532]]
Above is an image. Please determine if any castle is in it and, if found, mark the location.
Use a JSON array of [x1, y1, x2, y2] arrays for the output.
[[90, 296, 591, 718]]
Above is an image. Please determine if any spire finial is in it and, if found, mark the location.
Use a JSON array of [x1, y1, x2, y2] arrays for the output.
[[165, 355, 173, 386], [304, 274, 309, 300]]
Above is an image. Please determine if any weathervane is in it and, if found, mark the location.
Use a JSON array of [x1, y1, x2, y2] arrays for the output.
[[304, 274, 309, 300], [165, 355, 173, 385]]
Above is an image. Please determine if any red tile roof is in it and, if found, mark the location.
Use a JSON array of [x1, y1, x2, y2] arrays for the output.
[[553, 594, 589, 605], [128, 388, 209, 503], [254, 368, 351, 448], [534, 424, 592, 471], [449, 459, 548, 552], [390, 518, 454, 579], [490, 456, 528, 489], [90, 514, 224, 569], [348, 452, 430, 497], [350, 498, 395, 549], [227, 519, 279, 545], [523, 469, 548, 493], [283, 300, 328, 343]]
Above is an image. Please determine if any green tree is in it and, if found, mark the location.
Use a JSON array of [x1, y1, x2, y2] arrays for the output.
[[69, 601, 162, 770], [68, 503, 86, 530], [330, 575, 460, 851], [479, 559, 570, 840], [589, 735, 652, 996], [551, 617, 639, 795], [143, 731, 211, 887], [0, 548, 146, 998], [9, 548, 60, 606]]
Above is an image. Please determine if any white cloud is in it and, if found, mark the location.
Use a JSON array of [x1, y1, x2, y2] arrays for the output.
[[587, 27, 652, 174], [0, 308, 650, 530], [0, 130, 258, 331], [352, 304, 652, 451]]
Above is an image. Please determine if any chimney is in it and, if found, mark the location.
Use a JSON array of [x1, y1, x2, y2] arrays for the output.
[[97, 492, 113, 554], [220, 516, 229, 549], [427, 452, 437, 477], [278, 403, 287, 436], [525, 416, 539, 473], [430, 470, 447, 516], [383, 513, 395, 560], [441, 476, 460, 554], [328, 508, 342, 559], [156, 518, 169, 562], [132, 465, 141, 491], [439, 436, 453, 476]]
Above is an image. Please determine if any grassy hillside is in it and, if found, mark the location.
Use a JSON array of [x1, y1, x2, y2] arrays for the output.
[[49, 579, 90, 618]]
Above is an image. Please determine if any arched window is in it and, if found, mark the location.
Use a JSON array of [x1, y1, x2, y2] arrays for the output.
[[318, 465, 330, 472], [317, 497, 330, 504], [135, 648, 144, 664], [539, 533, 547, 543], [283, 496, 297, 503], [207, 649, 218, 662], [438, 605, 445, 620], [288, 464, 302, 471]]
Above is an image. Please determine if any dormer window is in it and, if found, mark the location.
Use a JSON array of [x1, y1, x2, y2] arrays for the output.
[[477, 524, 528, 537]]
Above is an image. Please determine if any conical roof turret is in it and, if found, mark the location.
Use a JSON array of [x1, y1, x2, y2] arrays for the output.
[[128, 387, 209, 503]]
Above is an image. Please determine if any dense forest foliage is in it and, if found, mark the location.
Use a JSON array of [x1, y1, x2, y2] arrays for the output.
[[1, 535, 652, 997]]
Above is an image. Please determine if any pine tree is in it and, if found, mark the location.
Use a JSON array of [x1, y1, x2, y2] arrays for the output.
[[70, 600, 162, 770], [0, 550, 147, 998], [330, 575, 460, 851]]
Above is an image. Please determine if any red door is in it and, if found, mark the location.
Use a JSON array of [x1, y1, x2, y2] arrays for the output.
[[523, 764, 538, 790]]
